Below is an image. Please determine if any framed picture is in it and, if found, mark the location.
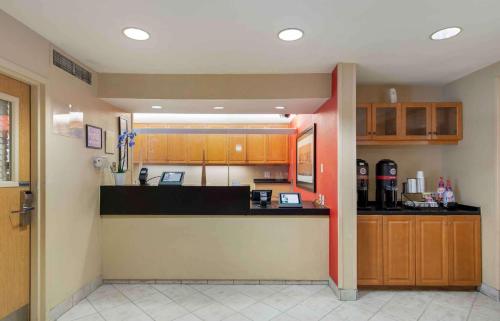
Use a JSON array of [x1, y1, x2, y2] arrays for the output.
[[118, 116, 128, 171], [85, 124, 102, 149], [105, 130, 116, 154], [296, 124, 316, 192]]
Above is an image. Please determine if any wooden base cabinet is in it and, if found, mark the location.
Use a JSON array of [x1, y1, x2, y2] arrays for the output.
[[357, 215, 481, 287], [357, 215, 384, 285]]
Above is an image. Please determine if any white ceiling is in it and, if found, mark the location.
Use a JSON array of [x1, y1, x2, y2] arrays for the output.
[[103, 98, 328, 114], [2, 0, 500, 84]]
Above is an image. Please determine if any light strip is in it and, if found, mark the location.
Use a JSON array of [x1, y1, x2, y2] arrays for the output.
[[134, 127, 297, 135]]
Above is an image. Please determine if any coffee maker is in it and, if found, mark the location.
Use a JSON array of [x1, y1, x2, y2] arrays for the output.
[[376, 159, 398, 209], [356, 159, 369, 208]]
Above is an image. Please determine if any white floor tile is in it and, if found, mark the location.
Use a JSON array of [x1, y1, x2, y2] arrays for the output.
[[175, 292, 215, 312], [221, 313, 251, 321], [261, 292, 301, 312], [153, 284, 198, 301], [70, 314, 105, 321], [203, 286, 240, 301], [269, 315, 297, 321], [193, 302, 235, 321], [321, 304, 372, 321], [115, 284, 159, 302], [58, 300, 97, 321], [135, 292, 173, 316], [147, 302, 189, 321], [99, 302, 153, 321], [285, 302, 329, 321], [419, 302, 469, 321], [173, 314, 204, 321], [240, 303, 281, 321], [215, 292, 256, 311], [431, 291, 477, 311], [300, 294, 341, 316], [232, 285, 275, 301], [88, 291, 130, 312]]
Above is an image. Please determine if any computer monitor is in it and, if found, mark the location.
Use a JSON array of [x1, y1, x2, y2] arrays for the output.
[[251, 190, 272, 203], [158, 171, 185, 186], [279, 192, 303, 208]]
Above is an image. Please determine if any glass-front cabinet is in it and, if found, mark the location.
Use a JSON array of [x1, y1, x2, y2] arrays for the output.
[[432, 102, 462, 140], [356, 102, 462, 144], [372, 103, 400, 140], [401, 103, 432, 140]]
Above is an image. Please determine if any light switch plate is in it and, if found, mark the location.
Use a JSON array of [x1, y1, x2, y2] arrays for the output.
[[320, 163, 324, 173]]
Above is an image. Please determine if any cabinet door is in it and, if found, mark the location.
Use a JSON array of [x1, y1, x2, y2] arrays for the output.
[[132, 123, 149, 163], [228, 134, 247, 164], [432, 102, 463, 141], [247, 125, 267, 163], [267, 128, 289, 164], [356, 103, 372, 140], [166, 125, 187, 163], [372, 103, 401, 140], [416, 216, 448, 286], [401, 103, 432, 140], [206, 125, 228, 164], [147, 124, 168, 163], [383, 215, 415, 285], [358, 215, 384, 285], [448, 215, 481, 286], [186, 125, 207, 163]]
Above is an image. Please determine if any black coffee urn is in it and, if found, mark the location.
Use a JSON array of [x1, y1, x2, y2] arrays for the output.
[[357, 159, 369, 208], [376, 159, 398, 209]]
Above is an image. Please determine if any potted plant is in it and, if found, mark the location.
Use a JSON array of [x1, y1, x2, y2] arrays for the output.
[[112, 130, 136, 185]]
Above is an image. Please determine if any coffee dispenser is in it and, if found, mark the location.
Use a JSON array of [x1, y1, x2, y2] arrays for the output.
[[356, 159, 369, 208], [376, 159, 398, 209]]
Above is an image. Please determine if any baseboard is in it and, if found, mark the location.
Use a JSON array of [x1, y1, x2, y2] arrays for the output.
[[102, 279, 329, 285], [48, 276, 102, 321], [479, 283, 500, 302], [1, 305, 29, 321], [329, 277, 358, 301]]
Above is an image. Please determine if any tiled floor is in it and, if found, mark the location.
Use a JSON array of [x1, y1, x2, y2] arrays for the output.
[[57, 283, 500, 321]]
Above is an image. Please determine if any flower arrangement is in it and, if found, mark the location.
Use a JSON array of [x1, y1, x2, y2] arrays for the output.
[[115, 131, 137, 173]]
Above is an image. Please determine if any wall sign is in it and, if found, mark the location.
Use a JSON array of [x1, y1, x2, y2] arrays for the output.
[[85, 124, 102, 149], [296, 124, 316, 192]]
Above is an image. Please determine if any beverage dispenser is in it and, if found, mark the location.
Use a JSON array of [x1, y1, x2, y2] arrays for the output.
[[356, 159, 369, 208], [376, 159, 398, 209]]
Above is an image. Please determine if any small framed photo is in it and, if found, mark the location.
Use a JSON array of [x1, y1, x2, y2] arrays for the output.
[[86, 124, 103, 149], [296, 124, 316, 192]]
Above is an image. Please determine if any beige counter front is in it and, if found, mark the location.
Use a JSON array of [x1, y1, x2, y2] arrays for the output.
[[101, 215, 329, 281]]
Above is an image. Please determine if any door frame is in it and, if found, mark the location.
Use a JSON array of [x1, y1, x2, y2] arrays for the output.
[[0, 56, 47, 321]]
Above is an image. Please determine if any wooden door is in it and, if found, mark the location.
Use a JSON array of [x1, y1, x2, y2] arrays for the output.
[[166, 124, 187, 163], [431, 102, 463, 141], [372, 103, 401, 140], [132, 123, 148, 163], [448, 215, 481, 286], [401, 103, 432, 140], [356, 103, 372, 140], [186, 125, 207, 163], [246, 125, 267, 163], [206, 125, 228, 164], [416, 215, 448, 286], [357, 215, 384, 285], [0, 74, 31, 321], [266, 125, 289, 164], [383, 215, 415, 285], [147, 124, 168, 163]]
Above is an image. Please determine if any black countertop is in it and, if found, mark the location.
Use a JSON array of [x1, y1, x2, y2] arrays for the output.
[[250, 201, 329, 215], [358, 203, 480, 215], [100, 185, 329, 216]]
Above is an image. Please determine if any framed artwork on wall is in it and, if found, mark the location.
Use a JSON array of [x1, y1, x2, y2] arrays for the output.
[[85, 124, 102, 149], [118, 116, 128, 171], [296, 124, 316, 192], [105, 130, 116, 154]]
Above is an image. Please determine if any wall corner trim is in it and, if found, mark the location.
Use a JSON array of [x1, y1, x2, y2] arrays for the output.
[[329, 277, 358, 301]]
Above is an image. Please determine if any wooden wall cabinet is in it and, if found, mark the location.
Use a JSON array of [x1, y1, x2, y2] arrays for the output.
[[357, 102, 462, 145], [357, 215, 384, 285], [358, 214, 481, 287], [133, 123, 289, 165]]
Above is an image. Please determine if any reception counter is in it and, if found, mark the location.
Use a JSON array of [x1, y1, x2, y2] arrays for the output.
[[100, 185, 330, 281]]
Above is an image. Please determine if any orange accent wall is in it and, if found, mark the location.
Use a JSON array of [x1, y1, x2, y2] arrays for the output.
[[289, 67, 339, 283]]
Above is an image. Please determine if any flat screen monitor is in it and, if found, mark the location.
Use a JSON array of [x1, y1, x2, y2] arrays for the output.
[[279, 192, 303, 208], [159, 171, 185, 186], [251, 190, 272, 203]]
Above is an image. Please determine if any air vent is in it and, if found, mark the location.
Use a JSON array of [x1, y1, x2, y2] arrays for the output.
[[53, 50, 92, 85]]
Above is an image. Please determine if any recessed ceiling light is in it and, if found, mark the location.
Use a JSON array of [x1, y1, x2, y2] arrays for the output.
[[123, 27, 150, 40], [151, 105, 162, 109], [275, 106, 286, 110], [278, 28, 304, 41], [213, 106, 225, 110], [430, 27, 462, 40]]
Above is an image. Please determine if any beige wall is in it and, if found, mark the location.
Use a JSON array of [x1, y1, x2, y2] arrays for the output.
[[443, 61, 500, 291], [356, 84, 447, 200], [0, 9, 130, 315], [102, 215, 329, 280]]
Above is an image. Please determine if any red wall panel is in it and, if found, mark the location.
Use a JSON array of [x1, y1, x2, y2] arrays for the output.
[[289, 67, 339, 283]]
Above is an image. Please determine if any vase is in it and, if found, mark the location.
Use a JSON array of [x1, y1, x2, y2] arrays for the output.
[[113, 172, 126, 186]]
